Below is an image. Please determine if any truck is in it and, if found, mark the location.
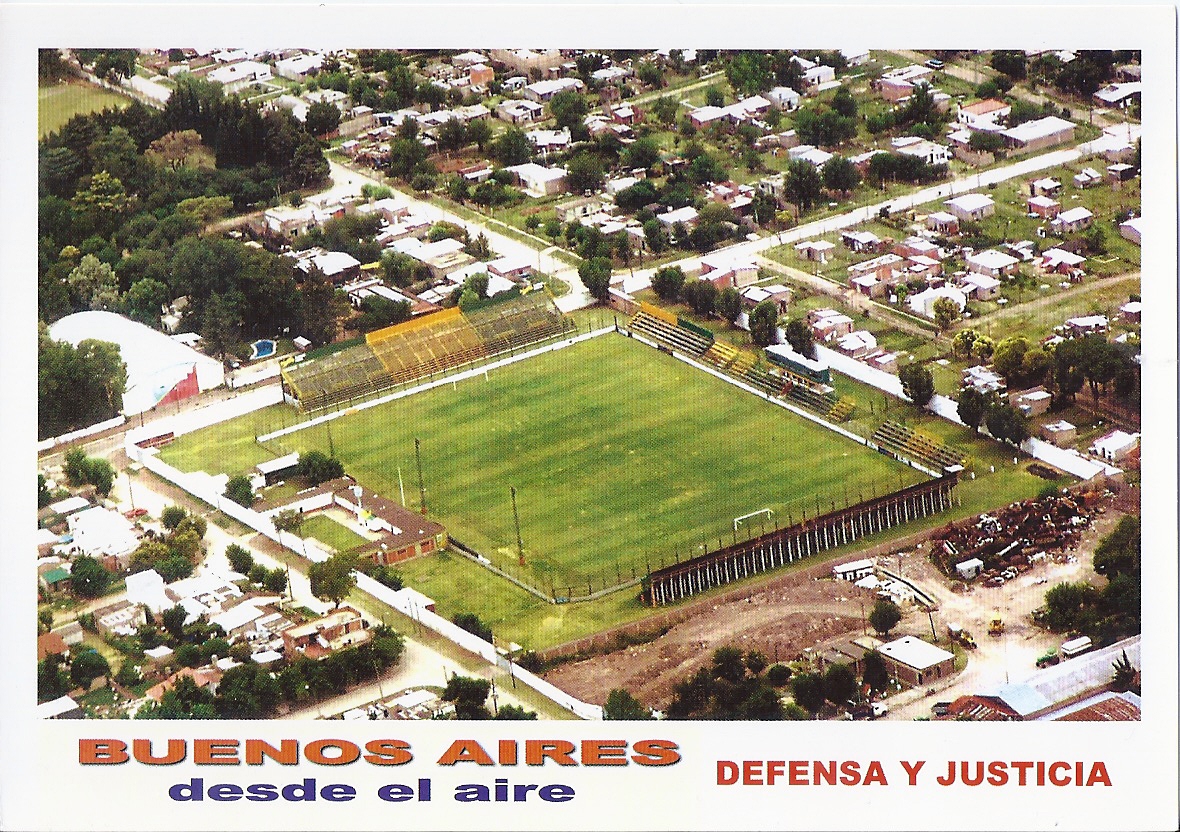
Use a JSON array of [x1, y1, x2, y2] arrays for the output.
[[1036, 650, 1060, 669], [988, 612, 1005, 637], [1060, 635, 1093, 659], [948, 623, 977, 650]]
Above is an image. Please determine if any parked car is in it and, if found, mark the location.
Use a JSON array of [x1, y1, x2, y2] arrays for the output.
[[932, 701, 951, 717], [925, 59, 945, 69]]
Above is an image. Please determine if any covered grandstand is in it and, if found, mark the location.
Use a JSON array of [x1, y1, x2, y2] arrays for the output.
[[282, 293, 575, 411], [48, 311, 225, 416]]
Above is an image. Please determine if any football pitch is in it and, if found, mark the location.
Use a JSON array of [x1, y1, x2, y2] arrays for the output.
[[164, 333, 925, 587]]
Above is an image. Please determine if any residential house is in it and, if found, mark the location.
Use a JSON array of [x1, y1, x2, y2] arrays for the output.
[[451, 51, 490, 69], [495, 99, 545, 125], [944, 193, 996, 222], [504, 163, 568, 197], [1028, 177, 1063, 197], [892, 236, 940, 261], [802, 65, 836, 88], [961, 365, 1006, 394], [1040, 248, 1087, 277], [1073, 167, 1102, 188], [486, 255, 534, 282], [739, 284, 791, 312], [263, 204, 317, 238], [786, 144, 834, 167], [766, 86, 801, 110], [274, 53, 324, 81], [283, 606, 371, 659], [527, 127, 572, 154], [1118, 217, 1142, 245], [699, 254, 758, 289], [832, 558, 875, 582], [892, 136, 950, 165], [835, 330, 878, 359], [146, 667, 223, 703], [847, 253, 904, 297], [467, 63, 495, 87], [808, 308, 855, 341], [866, 351, 900, 374], [93, 600, 147, 636], [206, 60, 272, 94], [522, 77, 584, 102], [656, 205, 700, 231], [908, 285, 966, 319], [878, 636, 956, 688], [1027, 195, 1061, 218], [958, 272, 1002, 301], [1093, 82, 1141, 109], [67, 507, 139, 566], [1106, 163, 1136, 183], [957, 98, 1011, 127], [841, 230, 884, 253], [555, 195, 603, 223], [1063, 315, 1108, 337], [795, 240, 836, 263], [1119, 300, 1141, 324], [1010, 387, 1052, 417], [1001, 116, 1076, 151], [37, 632, 70, 661], [840, 48, 870, 66], [1041, 420, 1078, 447], [37, 696, 83, 720], [1051, 207, 1095, 234], [293, 249, 363, 285], [966, 249, 1020, 278], [876, 65, 935, 101], [1089, 430, 1139, 462], [924, 211, 959, 235]]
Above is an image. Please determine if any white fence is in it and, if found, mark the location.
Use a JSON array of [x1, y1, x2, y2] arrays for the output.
[[127, 435, 603, 720], [38, 415, 126, 452]]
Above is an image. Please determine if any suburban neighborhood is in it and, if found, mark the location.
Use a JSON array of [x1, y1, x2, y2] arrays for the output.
[[36, 46, 1143, 723]]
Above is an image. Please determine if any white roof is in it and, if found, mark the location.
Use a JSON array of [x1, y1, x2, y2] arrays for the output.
[[659, 206, 699, 225], [1091, 430, 1139, 456], [1055, 206, 1094, 224], [926, 211, 957, 223], [838, 330, 877, 351], [68, 507, 139, 558], [834, 558, 874, 574], [690, 104, 725, 122], [126, 569, 172, 614], [956, 557, 985, 569], [1001, 115, 1076, 144], [48, 311, 225, 415], [879, 635, 955, 670], [961, 272, 1001, 290], [211, 601, 265, 633], [524, 77, 584, 96], [1027, 195, 1060, 208], [275, 53, 324, 75], [49, 496, 90, 515], [505, 162, 567, 183], [1044, 420, 1076, 432], [1094, 82, 1142, 104], [795, 240, 836, 252], [1066, 314, 1108, 328], [144, 645, 174, 659], [37, 695, 80, 719], [966, 249, 1019, 270], [944, 193, 995, 213], [1042, 248, 1087, 267], [1120, 300, 1142, 314], [393, 688, 438, 709], [207, 60, 271, 85]]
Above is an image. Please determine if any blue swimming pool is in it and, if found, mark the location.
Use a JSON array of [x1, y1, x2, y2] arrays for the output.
[[250, 339, 276, 360]]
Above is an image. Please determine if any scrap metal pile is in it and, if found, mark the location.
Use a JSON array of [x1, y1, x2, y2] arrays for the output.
[[930, 492, 1100, 586]]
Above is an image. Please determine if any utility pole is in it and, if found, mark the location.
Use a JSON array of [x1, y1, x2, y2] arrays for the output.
[[415, 438, 426, 515], [511, 486, 524, 566]]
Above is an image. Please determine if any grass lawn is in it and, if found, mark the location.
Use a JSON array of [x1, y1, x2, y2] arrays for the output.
[[299, 514, 371, 554], [39, 81, 130, 138]]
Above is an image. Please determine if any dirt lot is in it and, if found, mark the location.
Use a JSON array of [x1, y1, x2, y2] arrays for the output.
[[543, 487, 1138, 715]]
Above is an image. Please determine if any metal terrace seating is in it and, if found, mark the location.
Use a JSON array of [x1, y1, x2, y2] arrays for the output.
[[871, 421, 966, 470], [701, 341, 740, 369], [628, 312, 713, 356]]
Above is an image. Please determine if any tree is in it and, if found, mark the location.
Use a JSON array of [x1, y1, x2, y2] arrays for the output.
[[704, 86, 725, 108], [650, 266, 686, 302], [985, 405, 1030, 446], [124, 278, 170, 327], [578, 256, 612, 303], [161, 605, 187, 640], [248, 564, 268, 585], [565, 152, 605, 194], [223, 475, 254, 507], [38, 655, 71, 702], [305, 101, 342, 136], [831, 86, 858, 118], [790, 672, 826, 715], [442, 675, 492, 719], [225, 543, 254, 575], [680, 279, 718, 316], [308, 553, 358, 607], [869, 599, 902, 635], [781, 318, 814, 358], [899, 363, 935, 408], [147, 129, 204, 171], [822, 155, 861, 195], [452, 612, 493, 643], [650, 95, 679, 126], [956, 387, 992, 433], [716, 287, 742, 324], [67, 253, 119, 311], [968, 131, 1005, 152], [465, 118, 492, 151], [436, 118, 468, 154], [70, 648, 111, 688], [160, 505, 187, 530], [298, 450, 345, 485], [990, 50, 1027, 80], [603, 688, 653, 720], [951, 328, 979, 361], [491, 127, 533, 166], [548, 89, 589, 133], [766, 664, 792, 686], [216, 664, 282, 718], [622, 137, 662, 171], [1093, 516, 1140, 579], [263, 568, 288, 594], [494, 704, 538, 720], [1110, 650, 1139, 694], [823, 663, 858, 705], [862, 650, 890, 695], [933, 296, 961, 332], [157, 554, 195, 582], [70, 555, 111, 598], [783, 159, 823, 212], [749, 301, 780, 347]]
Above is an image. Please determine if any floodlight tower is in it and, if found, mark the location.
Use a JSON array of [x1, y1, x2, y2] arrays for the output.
[[415, 437, 426, 515]]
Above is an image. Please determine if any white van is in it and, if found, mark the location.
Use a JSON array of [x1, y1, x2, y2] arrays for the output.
[[1060, 636, 1093, 659]]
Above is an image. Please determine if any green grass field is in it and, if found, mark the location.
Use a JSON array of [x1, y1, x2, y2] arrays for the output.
[[160, 332, 1057, 649], [299, 514, 371, 554], [39, 81, 131, 138]]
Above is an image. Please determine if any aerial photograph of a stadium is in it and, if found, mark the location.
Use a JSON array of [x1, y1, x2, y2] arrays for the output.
[[35, 46, 1142, 722]]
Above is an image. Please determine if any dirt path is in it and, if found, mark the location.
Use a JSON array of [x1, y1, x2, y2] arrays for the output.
[[972, 272, 1140, 330]]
